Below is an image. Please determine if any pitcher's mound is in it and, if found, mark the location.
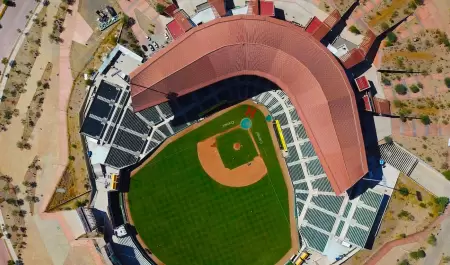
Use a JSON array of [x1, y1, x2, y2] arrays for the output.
[[233, 143, 241, 151]]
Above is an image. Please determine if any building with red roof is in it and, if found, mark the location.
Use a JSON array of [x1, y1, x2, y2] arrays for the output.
[[166, 10, 195, 40], [259, 1, 275, 16], [355, 76, 370, 92], [130, 16, 368, 195]]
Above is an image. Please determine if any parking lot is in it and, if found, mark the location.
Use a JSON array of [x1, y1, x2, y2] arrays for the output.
[[140, 32, 170, 58]]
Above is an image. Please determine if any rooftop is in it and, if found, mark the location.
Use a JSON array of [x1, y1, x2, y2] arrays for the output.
[[129, 15, 368, 195]]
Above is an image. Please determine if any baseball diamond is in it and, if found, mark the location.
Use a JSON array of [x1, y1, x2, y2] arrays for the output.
[[128, 104, 296, 265]]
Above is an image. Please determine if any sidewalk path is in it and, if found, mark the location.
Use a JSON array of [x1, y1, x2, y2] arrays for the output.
[[364, 208, 450, 265]]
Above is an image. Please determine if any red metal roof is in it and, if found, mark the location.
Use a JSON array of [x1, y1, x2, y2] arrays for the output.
[[363, 94, 373, 112], [306, 17, 322, 34], [174, 10, 193, 32], [130, 16, 368, 195], [208, 0, 227, 17], [164, 4, 178, 17], [260, 1, 275, 16], [355, 76, 370, 92], [166, 20, 185, 39], [373, 97, 391, 115]]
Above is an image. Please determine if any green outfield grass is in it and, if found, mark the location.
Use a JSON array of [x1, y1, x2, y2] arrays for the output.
[[128, 105, 291, 265], [216, 128, 258, 169]]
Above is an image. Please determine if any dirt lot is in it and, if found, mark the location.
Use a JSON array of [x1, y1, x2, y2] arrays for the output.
[[363, 0, 416, 34], [381, 29, 450, 74], [345, 174, 440, 264], [334, 0, 356, 15], [0, 7, 47, 133], [19, 62, 53, 147], [394, 135, 449, 171]]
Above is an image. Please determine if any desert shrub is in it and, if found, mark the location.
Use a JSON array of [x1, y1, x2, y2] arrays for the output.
[[395, 84, 408, 95], [381, 22, 389, 31], [398, 260, 409, 265], [407, 43, 416, 51], [425, 156, 432, 162], [382, 77, 391, 85], [410, 250, 426, 259]]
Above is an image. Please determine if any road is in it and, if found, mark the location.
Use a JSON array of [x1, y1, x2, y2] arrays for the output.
[[423, 214, 450, 265], [0, 0, 38, 74], [0, 240, 10, 264]]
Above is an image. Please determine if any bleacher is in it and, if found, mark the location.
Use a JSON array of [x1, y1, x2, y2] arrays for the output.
[[360, 190, 384, 209], [300, 226, 330, 252], [287, 164, 305, 182], [121, 109, 151, 135], [306, 159, 325, 176], [345, 226, 369, 248], [353, 207, 377, 227], [311, 195, 344, 214], [311, 177, 333, 192], [138, 106, 163, 125], [379, 143, 418, 176], [304, 208, 336, 232]]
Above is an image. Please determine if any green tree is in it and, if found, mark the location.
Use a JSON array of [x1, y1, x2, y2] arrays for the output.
[[349, 25, 361, 34], [410, 84, 420, 93], [395, 84, 408, 95], [399, 187, 409, 196], [398, 260, 409, 265], [387, 32, 397, 42], [427, 233, 437, 246], [384, 136, 393, 144], [435, 197, 449, 214], [443, 170, 450, 181], [381, 22, 389, 31], [420, 114, 431, 125], [445, 77, 450, 88], [85, 79, 93, 86], [1, 57, 8, 65], [156, 3, 166, 15]]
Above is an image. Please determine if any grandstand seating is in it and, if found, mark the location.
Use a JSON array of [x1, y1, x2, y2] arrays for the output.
[[311, 195, 344, 214], [287, 164, 305, 182], [379, 143, 418, 176], [304, 208, 336, 232], [345, 226, 369, 248], [299, 226, 329, 252], [311, 177, 333, 192]]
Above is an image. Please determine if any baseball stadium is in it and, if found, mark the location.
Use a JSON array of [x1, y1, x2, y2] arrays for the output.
[[85, 14, 389, 265]]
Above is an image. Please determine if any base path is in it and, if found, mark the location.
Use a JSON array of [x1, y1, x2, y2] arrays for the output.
[[197, 129, 267, 187]]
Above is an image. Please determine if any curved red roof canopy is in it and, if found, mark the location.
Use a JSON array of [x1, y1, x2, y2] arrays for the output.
[[130, 15, 368, 195]]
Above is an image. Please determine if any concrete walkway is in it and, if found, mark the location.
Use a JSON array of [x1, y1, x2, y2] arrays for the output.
[[423, 214, 450, 265], [410, 162, 450, 198]]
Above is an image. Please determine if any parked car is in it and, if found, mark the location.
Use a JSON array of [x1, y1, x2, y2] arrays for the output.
[[152, 41, 159, 49], [148, 45, 155, 51], [141, 45, 148, 52]]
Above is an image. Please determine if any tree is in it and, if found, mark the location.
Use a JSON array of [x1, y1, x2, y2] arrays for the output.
[[85, 79, 93, 86], [1, 58, 8, 65], [349, 25, 361, 35], [384, 136, 393, 144], [387, 32, 397, 43], [381, 22, 389, 31], [445, 77, 450, 88], [427, 233, 437, 246], [398, 259, 409, 265], [420, 114, 431, 125], [443, 170, 450, 181], [407, 43, 416, 52], [156, 3, 166, 15], [410, 250, 426, 260], [435, 197, 449, 214], [410, 84, 420, 93], [7, 260, 15, 265], [395, 84, 408, 95], [399, 187, 409, 196]]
